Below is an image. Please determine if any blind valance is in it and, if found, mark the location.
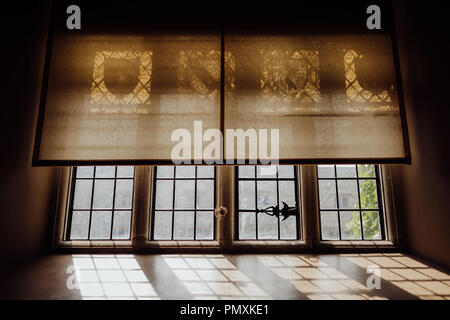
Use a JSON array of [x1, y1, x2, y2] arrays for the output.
[[33, 3, 410, 165]]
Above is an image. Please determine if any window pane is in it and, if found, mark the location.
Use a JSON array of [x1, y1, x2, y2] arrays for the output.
[[117, 166, 134, 178], [176, 166, 195, 178], [362, 211, 382, 240], [320, 211, 339, 240], [196, 180, 214, 209], [258, 212, 278, 239], [157, 166, 174, 178], [115, 179, 133, 209], [336, 165, 357, 178], [196, 211, 214, 240], [175, 180, 195, 209], [90, 211, 112, 239], [318, 180, 337, 209], [280, 215, 297, 240], [337, 180, 359, 209], [318, 165, 335, 178], [92, 180, 115, 209], [257, 181, 277, 209], [153, 211, 172, 240], [173, 211, 195, 240], [279, 181, 295, 207], [359, 180, 379, 209], [70, 211, 90, 239], [155, 180, 173, 209], [238, 166, 255, 178], [340, 211, 361, 240], [73, 180, 93, 209], [197, 166, 214, 178], [239, 181, 255, 210], [95, 166, 115, 178], [76, 166, 94, 178], [257, 166, 277, 178], [278, 166, 294, 178], [358, 164, 376, 178], [112, 211, 131, 239], [239, 212, 256, 240]]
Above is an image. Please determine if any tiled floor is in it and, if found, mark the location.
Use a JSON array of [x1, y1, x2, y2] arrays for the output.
[[0, 253, 449, 300]]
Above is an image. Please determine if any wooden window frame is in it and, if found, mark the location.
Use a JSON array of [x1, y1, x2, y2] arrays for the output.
[[316, 165, 386, 241], [234, 166, 301, 241], [151, 166, 217, 241], [52, 165, 399, 253]]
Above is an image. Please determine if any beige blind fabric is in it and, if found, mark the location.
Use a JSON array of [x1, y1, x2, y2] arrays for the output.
[[224, 33, 406, 162], [38, 33, 221, 162], [34, 27, 409, 164]]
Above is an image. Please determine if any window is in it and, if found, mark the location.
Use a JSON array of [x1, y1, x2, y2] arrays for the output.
[[67, 166, 134, 240], [236, 166, 300, 240], [151, 166, 216, 240], [317, 165, 384, 241], [59, 163, 393, 248]]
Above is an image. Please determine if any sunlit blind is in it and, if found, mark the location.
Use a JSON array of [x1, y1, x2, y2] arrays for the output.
[[225, 33, 406, 161], [33, 6, 409, 165], [37, 32, 220, 162]]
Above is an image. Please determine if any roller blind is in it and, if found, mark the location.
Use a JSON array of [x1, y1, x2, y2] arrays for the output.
[[38, 33, 220, 162], [225, 33, 406, 162], [33, 3, 410, 165]]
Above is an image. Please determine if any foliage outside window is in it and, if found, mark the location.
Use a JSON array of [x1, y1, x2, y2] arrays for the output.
[[318, 164, 384, 240], [65, 164, 386, 244]]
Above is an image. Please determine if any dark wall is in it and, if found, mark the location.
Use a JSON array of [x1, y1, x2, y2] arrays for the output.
[[0, 1, 56, 270], [393, 0, 450, 268]]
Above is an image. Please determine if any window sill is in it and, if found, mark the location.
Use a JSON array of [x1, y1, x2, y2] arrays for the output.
[[143, 240, 220, 249], [230, 240, 307, 251], [55, 240, 133, 250], [227, 240, 396, 253], [54, 240, 222, 253], [316, 240, 396, 250], [53, 239, 396, 253]]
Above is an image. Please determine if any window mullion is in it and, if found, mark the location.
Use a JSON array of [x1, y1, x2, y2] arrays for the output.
[[109, 166, 118, 240], [194, 167, 198, 240], [379, 165, 398, 244], [218, 165, 233, 248], [131, 166, 152, 247], [87, 167, 96, 239], [300, 165, 320, 247], [276, 169, 281, 240], [355, 166, 364, 240]]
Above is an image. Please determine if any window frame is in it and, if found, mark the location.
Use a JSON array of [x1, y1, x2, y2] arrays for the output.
[[150, 166, 217, 241], [234, 166, 301, 241], [316, 165, 386, 241], [66, 166, 135, 241], [52, 164, 399, 252]]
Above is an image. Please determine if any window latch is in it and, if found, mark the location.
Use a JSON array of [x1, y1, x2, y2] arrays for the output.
[[214, 206, 228, 219], [257, 202, 299, 221]]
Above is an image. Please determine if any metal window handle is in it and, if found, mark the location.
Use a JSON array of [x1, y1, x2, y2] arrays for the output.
[[257, 202, 299, 221], [214, 206, 228, 219]]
